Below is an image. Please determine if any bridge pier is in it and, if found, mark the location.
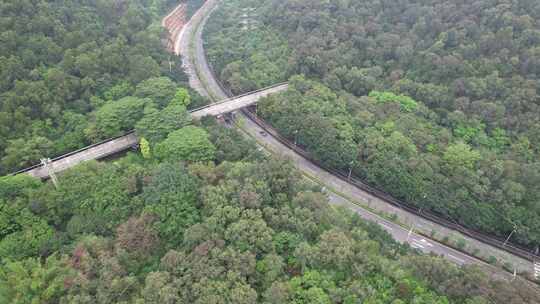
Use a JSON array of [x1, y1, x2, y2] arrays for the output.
[[40, 158, 59, 188]]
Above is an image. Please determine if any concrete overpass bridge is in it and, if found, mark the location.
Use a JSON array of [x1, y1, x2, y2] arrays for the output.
[[15, 83, 288, 179]]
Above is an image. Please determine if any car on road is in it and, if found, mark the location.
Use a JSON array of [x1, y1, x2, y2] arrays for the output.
[[259, 131, 267, 137]]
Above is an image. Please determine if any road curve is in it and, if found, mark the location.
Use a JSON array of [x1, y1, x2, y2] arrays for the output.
[[171, 0, 538, 284], [174, 0, 217, 98]]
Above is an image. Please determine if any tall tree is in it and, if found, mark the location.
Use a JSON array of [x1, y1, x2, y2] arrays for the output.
[[155, 126, 216, 162]]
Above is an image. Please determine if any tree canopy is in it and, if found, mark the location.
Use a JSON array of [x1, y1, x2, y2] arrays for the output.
[[2, 0, 540, 303], [0, 0, 206, 174], [204, 0, 540, 249], [0, 122, 537, 303], [155, 126, 216, 162]]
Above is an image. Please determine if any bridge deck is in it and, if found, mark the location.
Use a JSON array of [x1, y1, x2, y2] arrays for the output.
[[18, 84, 288, 179], [25, 133, 139, 179], [191, 83, 288, 118]]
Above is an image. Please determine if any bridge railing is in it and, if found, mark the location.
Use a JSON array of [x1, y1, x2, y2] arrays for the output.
[[188, 82, 288, 113], [196, 17, 540, 265], [14, 0, 538, 268], [11, 131, 137, 176], [11, 85, 288, 176]]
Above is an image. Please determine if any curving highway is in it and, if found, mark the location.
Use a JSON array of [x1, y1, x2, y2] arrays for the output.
[[171, 0, 539, 285]]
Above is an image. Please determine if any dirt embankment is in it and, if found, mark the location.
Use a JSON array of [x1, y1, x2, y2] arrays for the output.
[[162, 4, 187, 53]]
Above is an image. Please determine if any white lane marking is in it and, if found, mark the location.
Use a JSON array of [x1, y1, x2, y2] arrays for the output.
[[419, 239, 433, 247], [411, 240, 425, 249], [378, 222, 394, 231], [411, 243, 424, 249], [448, 254, 465, 263], [535, 262, 540, 278]]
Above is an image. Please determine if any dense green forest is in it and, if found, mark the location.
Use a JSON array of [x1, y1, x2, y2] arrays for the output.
[[205, 0, 540, 249], [2, 113, 539, 303], [0, 0, 208, 174], [1, 0, 540, 302]]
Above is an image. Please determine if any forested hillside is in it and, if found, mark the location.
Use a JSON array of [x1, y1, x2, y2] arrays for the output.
[[205, 0, 540, 248], [1, 113, 539, 303], [2, 1, 540, 302], [0, 0, 207, 174]]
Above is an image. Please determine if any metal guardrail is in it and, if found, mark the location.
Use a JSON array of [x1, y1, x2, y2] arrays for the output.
[[12, 0, 538, 270], [198, 42, 540, 263], [196, 10, 540, 265], [240, 108, 540, 263]]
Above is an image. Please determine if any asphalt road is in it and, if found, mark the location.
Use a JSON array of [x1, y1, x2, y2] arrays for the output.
[[176, 0, 480, 267], [241, 116, 480, 266], [170, 0, 538, 284]]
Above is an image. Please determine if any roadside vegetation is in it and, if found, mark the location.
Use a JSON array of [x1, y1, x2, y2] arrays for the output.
[[0, 0, 206, 174], [204, 0, 540, 249], [1, 0, 540, 303], [2, 107, 539, 303]]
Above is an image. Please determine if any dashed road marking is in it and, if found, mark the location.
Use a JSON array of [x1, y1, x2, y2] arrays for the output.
[[448, 254, 465, 263], [418, 238, 433, 247], [411, 240, 425, 249], [534, 262, 540, 279], [378, 222, 393, 231]]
